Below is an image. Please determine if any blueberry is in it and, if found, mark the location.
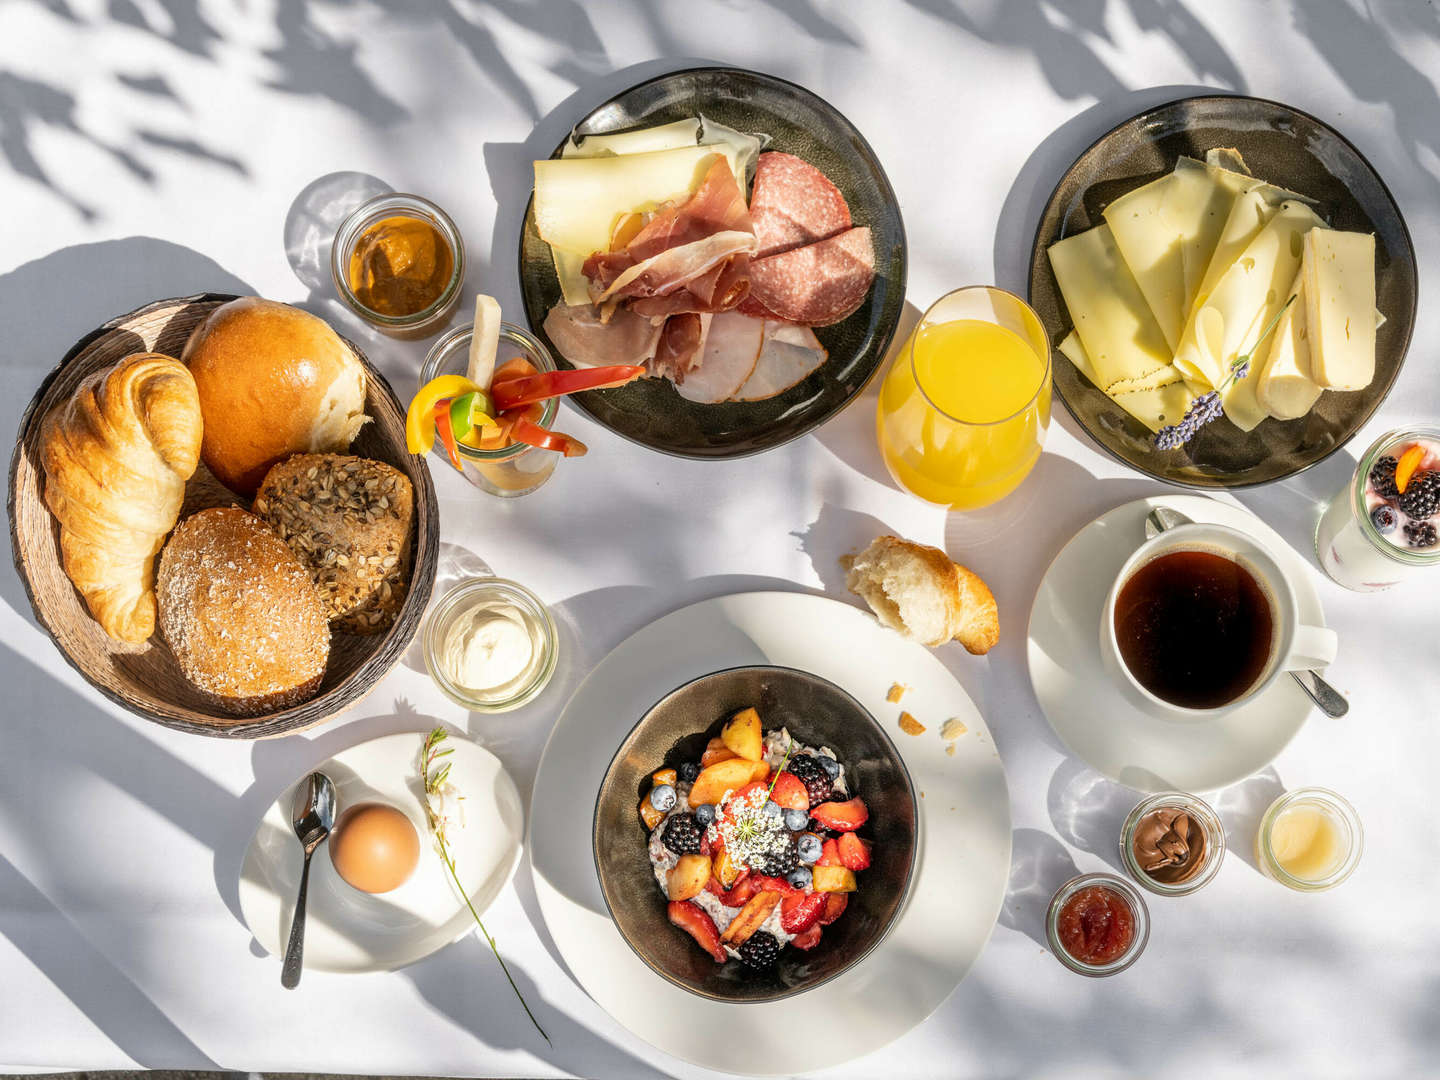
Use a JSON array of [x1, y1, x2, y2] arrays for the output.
[[797, 834, 822, 864], [694, 803, 717, 827], [787, 867, 813, 890], [679, 761, 700, 783], [817, 755, 841, 779], [783, 807, 809, 831], [1371, 504, 1398, 534], [762, 799, 783, 820], [649, 784, 676, 812]]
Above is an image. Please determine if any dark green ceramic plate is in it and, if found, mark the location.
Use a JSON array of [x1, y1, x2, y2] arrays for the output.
[[592, 665, 917, 1003], [519, 67, 907, 459], [1028, 95, 1417, 488]]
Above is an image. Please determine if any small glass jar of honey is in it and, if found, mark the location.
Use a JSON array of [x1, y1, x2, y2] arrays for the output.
[[332, 193, 464, 339]]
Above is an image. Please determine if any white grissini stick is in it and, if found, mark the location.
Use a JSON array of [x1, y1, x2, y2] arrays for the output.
[[467, 294, 503, 389]]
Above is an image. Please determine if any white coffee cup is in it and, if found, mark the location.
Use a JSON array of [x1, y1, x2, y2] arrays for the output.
[[1100, 523, 1337, 721]]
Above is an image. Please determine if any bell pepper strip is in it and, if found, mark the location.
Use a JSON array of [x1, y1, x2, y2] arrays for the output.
[[509, 414, 588, 457], [491, 364, 646, 412], [493, 356, 538, 383], [406, 374, 482, 454], [431, 399, 464, 471]]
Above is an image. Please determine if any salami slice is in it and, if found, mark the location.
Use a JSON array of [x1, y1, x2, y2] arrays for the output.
[[746, 227, 875, 327], [748, 152, 852, 259]]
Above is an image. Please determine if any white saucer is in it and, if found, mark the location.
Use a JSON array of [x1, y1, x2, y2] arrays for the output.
[[239, 731, 523, 973], [529, 591, 1011, 1076], [1027, 494, 1327, 793]]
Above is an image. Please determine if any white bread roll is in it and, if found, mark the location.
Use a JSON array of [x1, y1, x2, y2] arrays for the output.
[[845, 535, 999, 654], [182, 297, 368, 495]]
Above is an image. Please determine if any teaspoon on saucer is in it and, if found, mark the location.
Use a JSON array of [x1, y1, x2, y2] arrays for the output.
[[281, 771, 336, 989], [1143, 506, 1349, 718]]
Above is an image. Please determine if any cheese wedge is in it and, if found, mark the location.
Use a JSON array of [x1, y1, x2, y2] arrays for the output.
[[563, 119, 702, 159], [1059, 332, 1195, 433], [1048, 224, 1172, 391], [1174, 200, 1324, 391], [534, 145, 744, 255], [1302, 229, 1376, 390], [1256, 271, 1322, 420]]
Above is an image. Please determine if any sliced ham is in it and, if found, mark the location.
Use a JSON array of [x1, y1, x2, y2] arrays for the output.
[[733, 320, 828, 401], [673, 312, 765, 403], [652, 312, 710, 381], [748, 151, 852, 259], [747, 226, 874, 326], [627, 255, 751, 318], [543, 303, 662, 369], [591, 230, 756, 305]]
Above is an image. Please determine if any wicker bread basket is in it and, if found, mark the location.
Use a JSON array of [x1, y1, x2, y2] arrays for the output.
[[8, 293, 440, 738]]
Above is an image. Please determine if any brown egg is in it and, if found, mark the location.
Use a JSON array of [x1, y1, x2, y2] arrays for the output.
[[329, 802, 421, 894]]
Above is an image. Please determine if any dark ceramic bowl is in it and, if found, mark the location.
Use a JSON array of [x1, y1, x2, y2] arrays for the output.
[[1029, 94, 1417, 488], [592, 665, 917, 1002], [520, 66, 908, 459]]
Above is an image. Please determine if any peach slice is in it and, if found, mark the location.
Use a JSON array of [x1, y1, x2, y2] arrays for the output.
[[689, 757, 758, 807], [719, 890, 783, 945], [811, 865, 858, 893], [638, 795, 665, 831], [667, 854, 711, 902], [721, 707, 764, 762]]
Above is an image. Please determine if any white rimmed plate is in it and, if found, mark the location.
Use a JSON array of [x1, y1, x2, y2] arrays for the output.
[[529, 591, 1011, 1075], [1027, 494, 1326, 792], [239, 731, 523, 973]]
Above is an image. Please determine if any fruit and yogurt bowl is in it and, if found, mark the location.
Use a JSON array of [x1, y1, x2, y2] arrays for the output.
[[593, 666, 918, 1003], [643, 715, 872, 969]]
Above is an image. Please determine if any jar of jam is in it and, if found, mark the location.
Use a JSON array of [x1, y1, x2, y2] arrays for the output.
[[332, 192, 465, 339], [1046, 873, 1149, 977]]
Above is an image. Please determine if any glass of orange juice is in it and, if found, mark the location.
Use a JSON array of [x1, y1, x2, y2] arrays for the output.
[[877, 286, 1051, 509]]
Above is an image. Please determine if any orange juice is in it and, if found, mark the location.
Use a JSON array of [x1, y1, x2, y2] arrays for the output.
[[877, 291, 1051, 509]]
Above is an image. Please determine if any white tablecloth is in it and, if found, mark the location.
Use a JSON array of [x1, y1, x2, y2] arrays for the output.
[[2, 3, 1436, 1077]]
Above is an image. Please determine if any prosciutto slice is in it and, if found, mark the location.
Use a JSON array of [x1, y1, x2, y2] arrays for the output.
[[651, 312, 710, 381], [583, 154, 756, 311], [542, 303, 663, 370]]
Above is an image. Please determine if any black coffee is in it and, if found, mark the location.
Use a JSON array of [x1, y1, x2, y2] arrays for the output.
[[1114, 549, 1274, 709]]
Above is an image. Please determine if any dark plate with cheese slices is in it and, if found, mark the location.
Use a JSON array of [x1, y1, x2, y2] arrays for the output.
[[1028, 94, 1417, 489]]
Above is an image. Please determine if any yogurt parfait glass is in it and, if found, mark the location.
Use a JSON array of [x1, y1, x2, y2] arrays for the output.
[[1315, 426, 1440, 591], [420, 322, 561, 498]]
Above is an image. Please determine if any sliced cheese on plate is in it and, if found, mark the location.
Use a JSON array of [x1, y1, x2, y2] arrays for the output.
[[563, 119, 702, 159], [1047, 223, 1172, 391], [1302, 229, 1376, 390], [1256, 270, 1322, 421], [1059, 331, 1195, 433]]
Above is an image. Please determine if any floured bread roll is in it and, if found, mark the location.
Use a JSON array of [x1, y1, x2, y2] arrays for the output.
[[844, 535, 998, 654]]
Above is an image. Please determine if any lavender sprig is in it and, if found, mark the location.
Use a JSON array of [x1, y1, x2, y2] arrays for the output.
[[421, 727, 550, 1046], [1153, 295, 1294, 450]]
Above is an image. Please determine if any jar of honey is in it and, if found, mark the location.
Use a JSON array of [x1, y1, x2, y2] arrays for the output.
[[332, 192, 464, 339]]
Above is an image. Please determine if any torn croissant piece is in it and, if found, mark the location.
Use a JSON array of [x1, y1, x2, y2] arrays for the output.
[[39, 353, 203, 642], [844, 535, 999, 654]]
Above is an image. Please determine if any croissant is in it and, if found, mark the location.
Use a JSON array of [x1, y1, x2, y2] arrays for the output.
[[40, 353, 203, 643]]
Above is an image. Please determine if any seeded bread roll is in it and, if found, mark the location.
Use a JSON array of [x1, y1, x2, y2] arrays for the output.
[[157, 508, 329, 715], [253, 454, 414, 635], [844, 535, 999, 654]]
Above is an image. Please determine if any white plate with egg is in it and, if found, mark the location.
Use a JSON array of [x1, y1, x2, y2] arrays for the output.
[[238, 731, 523, 973]]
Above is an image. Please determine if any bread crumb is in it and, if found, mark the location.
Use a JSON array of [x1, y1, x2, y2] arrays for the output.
[[946, 743, 957, 757], [898, 711, 925, 736], [886, 682, 909, 704], [941, 717, 968, 741]]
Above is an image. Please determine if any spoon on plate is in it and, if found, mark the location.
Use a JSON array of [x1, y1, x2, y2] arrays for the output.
[[281, 771, 336, 989], [1143, 506, 1349, 718]]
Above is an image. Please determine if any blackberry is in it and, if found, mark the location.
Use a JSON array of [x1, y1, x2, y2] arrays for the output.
[[1370, 455, 1400, 499], [786, 755, 833, 805], [754, 842, 799, 877], [1405, 520, 1437, 548], [1398, 472, 1440, 520], [737, 930, 782, 969], [661, 813, 703, 856]]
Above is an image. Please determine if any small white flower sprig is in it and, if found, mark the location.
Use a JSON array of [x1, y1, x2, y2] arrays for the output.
[[421, 726, 550, 1046]]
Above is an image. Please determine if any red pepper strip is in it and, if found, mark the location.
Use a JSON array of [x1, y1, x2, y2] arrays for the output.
[[431, 398, 464, 471], [490, 364, 646, 412], [493, 356, 538, 383], [510, 414, 588, 457]]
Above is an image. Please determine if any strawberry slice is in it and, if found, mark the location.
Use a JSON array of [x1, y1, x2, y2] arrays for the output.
[[790, 921, 823, 950], [811, 797, 869, 832], [837, 832, 871, 871], [769, 771, 809, 811], [705, 869, 756, 907], [780, 891, 826, 934], [818, 891, 848, 926], [667, 900, 727, 962], [750, 873, 799, 896], [817, 838, 843, 867]]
